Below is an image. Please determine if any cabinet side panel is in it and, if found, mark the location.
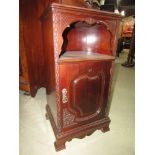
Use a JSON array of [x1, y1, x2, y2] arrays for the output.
[[42, 12, 58, 126]]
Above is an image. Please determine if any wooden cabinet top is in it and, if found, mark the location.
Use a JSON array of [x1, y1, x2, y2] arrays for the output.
[[41, 3, 122, 20]]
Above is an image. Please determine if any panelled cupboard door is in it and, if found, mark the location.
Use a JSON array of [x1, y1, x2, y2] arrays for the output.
[[59, 61, 110, 129]]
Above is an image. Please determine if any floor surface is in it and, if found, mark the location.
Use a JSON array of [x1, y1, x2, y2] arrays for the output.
[[19, 50, 135, 155]]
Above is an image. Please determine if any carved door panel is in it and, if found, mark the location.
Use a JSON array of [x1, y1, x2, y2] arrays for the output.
[[70, 62, 105, 122], [59, 61, 107, 127]]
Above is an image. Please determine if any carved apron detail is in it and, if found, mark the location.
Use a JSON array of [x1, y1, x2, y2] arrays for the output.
[[63, 108, 76, 128]]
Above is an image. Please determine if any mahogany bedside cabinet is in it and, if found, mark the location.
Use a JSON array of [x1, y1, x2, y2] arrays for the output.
[[41, 2, 121, 151]]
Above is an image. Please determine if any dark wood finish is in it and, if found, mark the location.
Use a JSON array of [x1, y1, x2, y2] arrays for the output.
[[19, 0, 120, 97], [41, 3, 121, 151], [19, 11, 30, 93], [19, 0, 51, 96], [19, 0, 90, 97]]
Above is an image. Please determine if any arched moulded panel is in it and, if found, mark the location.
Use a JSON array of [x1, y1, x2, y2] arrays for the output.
[[69, 71, 105, 122]]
